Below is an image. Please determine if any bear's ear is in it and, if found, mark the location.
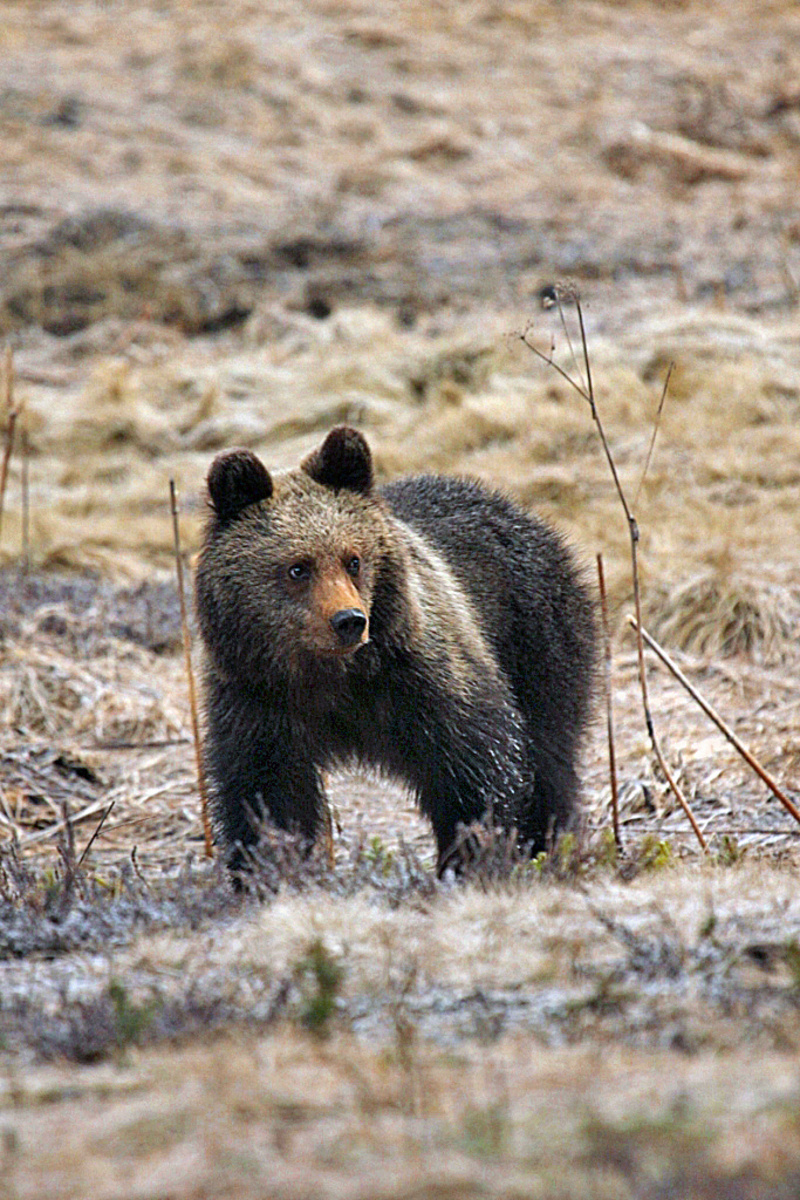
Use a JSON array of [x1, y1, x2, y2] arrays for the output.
[[301, 426, 373, 494], [207, 449, 273, 520]]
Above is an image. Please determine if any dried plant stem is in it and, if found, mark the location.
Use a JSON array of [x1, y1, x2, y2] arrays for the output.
[[521, 293, 708, 853], [521, 304, 630, 526], [628, 512, 707, 850], [323, 805, 335, 870], [130, 844, 148, 887], [19, 418, 29, 575], [629, 617, 800, 827], [78, 801, 116, 868], [92, 737, 191, 751], [0, 347, 21, 546], [58, 796, 77, 903], [170, 479, 214, 858], [320, 768, 335, 868], [596, 554, 621, 850], [634, 361, 673, 508]]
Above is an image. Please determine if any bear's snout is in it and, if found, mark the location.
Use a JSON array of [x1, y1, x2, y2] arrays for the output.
[[329, 607, 368, 647], [306, 566, 369, 655]]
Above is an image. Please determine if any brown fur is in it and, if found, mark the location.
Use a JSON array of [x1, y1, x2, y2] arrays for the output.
[[195, 427, 596, 876]]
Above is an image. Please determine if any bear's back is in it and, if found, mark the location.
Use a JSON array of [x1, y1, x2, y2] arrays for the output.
[[381, 474, 576, 616], [381, 474, 595, 745]]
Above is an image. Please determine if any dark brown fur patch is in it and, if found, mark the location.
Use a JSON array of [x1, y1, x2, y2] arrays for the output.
[[207, 449, 272, 520]]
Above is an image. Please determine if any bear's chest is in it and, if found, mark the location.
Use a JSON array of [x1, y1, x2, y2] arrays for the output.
[[289, 645, 420, 762]]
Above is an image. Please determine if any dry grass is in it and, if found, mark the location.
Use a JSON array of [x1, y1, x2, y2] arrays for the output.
[[3, 862, 800, 1197], [5, 1033, 799, 1200], [3, 305, 800, 607], [648, 570, 800, 666], [2, 0, 800, 1194]]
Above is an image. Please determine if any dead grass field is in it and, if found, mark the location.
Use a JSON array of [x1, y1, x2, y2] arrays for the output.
[[2, 0, 800, 1196]]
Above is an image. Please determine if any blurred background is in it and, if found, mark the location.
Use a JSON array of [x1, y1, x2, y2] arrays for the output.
[[0, 0, 798, 615]]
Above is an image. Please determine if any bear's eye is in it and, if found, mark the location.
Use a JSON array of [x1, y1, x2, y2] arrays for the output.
[[345, 555, 360, 578], [287, 560, 311, 583]]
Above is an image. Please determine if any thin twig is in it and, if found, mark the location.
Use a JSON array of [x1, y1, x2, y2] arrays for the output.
[[170, 478, 214, 858], [57, 796, 78, 903], [89, 737, 192, 751], [61, 795, 76, 869], [543, 287, 587, 394], [19, 416, 29, 575], [585, 821, 800, 837], [634, 361, 674, 508], [78, 801, 116, 868], [521, 303, 631, 523], [597, 554, 621, 850], [18, 797, 109, 847], [0, 347, 21, 546], [323, 803, 335, 870], [130, 844, 148, 887], [520, 329, 590, 402], [626, 512, 708, 849], [629, 617, 800, 827], [522, 292, 707, 853]]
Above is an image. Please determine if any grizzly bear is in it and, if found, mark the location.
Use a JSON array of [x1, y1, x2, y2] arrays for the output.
[[195, 426, 595, 878]]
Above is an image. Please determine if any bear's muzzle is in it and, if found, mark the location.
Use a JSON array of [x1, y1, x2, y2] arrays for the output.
[[329, 607, 368, 647]]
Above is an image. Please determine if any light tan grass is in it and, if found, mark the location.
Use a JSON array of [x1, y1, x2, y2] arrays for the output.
[[648, 571, 800, 666], [5, 303, 798, 593], [5, 860, 800, 1197], [6, 1029, 797, 1200], [0, 631, 185, 745]]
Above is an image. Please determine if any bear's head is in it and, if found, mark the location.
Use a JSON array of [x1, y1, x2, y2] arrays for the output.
[[196, 427, 396, 683]]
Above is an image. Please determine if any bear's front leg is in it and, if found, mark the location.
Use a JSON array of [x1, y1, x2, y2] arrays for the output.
[[202, 676, 325, 875], [379, 666, 531, 874]]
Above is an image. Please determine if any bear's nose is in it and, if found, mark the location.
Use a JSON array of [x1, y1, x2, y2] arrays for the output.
[[330, 607, 367, 646]]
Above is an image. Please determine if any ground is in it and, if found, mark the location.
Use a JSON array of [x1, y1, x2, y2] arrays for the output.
[[1, 1, 800, 1197]]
